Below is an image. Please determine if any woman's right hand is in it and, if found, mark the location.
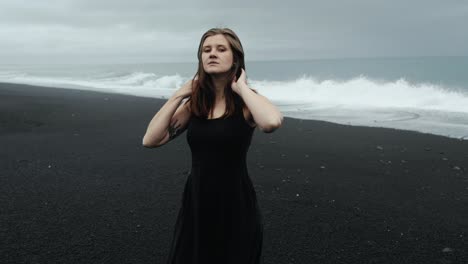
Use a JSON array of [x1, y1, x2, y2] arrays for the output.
[[175, 76, 198, 99]]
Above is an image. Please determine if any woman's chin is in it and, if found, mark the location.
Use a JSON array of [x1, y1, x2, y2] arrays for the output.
[[206, 70, 230, 77]]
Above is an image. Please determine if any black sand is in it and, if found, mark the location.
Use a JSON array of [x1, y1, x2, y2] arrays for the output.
[[1, 83, 467, 264]]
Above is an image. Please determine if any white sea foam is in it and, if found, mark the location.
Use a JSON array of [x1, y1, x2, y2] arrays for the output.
[[252, 75, 468, 113], [0, 71, 185, 98], [1, 71, 467, 139]]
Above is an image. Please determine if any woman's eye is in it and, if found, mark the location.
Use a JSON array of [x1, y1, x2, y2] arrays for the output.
[[204, 49, 225, 52]]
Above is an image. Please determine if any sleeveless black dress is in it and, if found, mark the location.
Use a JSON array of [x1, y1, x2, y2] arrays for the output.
[[166, 105, 263, 264]]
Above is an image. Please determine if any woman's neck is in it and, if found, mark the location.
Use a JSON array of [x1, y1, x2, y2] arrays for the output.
[[210, 75, 228, 102]]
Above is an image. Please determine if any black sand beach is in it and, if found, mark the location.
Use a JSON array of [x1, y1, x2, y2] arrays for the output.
[[1, 82, 467, 264]]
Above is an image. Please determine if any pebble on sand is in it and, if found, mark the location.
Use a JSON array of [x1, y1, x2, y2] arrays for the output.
[[442, 247, 453, 253]]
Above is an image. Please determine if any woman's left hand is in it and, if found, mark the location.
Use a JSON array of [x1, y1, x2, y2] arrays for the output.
[[231, 68, 248, 95]]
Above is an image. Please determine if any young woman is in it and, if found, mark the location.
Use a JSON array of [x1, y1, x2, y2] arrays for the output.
[[143, 27, 283, 264]]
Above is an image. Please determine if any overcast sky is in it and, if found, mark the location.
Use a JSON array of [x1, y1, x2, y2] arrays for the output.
[[1, 0, 467, 64]]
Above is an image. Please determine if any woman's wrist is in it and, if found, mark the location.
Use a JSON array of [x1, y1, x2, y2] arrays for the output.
[[170, 91, 186, 102], [237, 83, 250, 97]]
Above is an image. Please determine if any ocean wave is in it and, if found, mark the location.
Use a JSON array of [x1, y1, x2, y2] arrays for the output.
[[2, 71, 468, 112], [251, 75, 468, 113], [0, 71, 184, 97], [1, 70, 467, 139]]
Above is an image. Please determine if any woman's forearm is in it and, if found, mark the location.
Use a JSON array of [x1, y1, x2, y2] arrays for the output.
[[142, 93, 184, 147], [238, 83, 283, 132]]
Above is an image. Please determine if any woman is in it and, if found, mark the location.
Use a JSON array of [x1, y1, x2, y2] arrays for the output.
[[142, 28, 283, 264]]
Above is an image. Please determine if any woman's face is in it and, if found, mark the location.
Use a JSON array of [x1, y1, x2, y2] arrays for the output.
[[201, 34, 234, 76]]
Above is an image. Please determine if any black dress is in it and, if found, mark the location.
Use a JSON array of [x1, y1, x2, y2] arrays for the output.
[[166, 104, 263, 264]]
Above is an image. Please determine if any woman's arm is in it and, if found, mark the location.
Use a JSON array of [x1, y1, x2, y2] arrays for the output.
[[238, 83, 283, 133], [142, 79, 194, 148]]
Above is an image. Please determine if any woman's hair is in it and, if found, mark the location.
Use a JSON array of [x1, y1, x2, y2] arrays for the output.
[[187, 27, 252, 119]]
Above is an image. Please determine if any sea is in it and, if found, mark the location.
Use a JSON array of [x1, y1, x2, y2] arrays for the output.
[[1, 56, 468, 140]]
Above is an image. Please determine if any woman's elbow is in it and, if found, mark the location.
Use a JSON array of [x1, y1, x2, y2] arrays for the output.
[[142, 139, 155, 148], [142, 136, 160, 148], [260, 116, 283, 133], [142, 142, 156, 148]]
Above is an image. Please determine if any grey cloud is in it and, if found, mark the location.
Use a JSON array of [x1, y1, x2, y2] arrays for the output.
[[0, 0, 467, 63]]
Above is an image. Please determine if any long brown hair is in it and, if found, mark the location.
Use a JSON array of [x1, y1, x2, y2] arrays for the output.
[[187, 28, 248, 119]]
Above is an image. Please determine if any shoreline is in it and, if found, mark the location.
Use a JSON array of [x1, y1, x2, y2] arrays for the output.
[[1, 82, 467, 263], [2, 81, 467, 142]]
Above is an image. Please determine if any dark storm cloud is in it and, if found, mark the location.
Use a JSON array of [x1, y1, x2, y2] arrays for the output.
[[1, 0, 467, 63]]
